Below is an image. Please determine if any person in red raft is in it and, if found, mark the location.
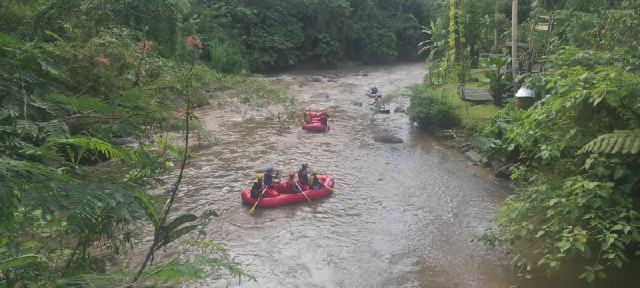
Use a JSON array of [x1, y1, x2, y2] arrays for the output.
[[283, 173, 303, 193], [318, 109, 329, 126], [250, 174, 265, 199]]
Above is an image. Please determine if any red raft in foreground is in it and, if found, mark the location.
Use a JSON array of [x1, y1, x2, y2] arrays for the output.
[[241, 175, 335, 207]]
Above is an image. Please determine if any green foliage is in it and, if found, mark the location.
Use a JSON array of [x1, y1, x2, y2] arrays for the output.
[[409, 84, 462, 129], [580, 130, 640, 155], [0, 255, 38, 270], [0, 3, 269, 285], [482, 57, 512, 106], [186, 0, 430, 70], [498, 176, 640, 280], [480, 48, 640, 284], [423, 0, 640, 285], [354, 29, 398, 63], [203, 40, 248, 73], [551, 9, 640, 52], [418, 17, 450, 64], [47, 136, 122, 165], [133, 190, 161, 227]]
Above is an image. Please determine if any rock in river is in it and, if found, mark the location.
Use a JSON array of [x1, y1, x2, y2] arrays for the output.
[[311, 92, 330, 99], [373, 134, 404, 144], [464, 150, 486, 165], [494, 165, 512, 180]]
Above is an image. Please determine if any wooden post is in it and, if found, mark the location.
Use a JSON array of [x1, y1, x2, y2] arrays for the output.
[[542, 13, 554, 72], [511, 0, 518, 82], [528, 17, 535, 74]]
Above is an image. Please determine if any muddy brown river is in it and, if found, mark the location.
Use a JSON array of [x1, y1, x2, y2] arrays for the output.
[[148, 62, 631, 287]]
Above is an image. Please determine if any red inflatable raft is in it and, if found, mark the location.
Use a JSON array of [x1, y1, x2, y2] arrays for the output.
[[241, 175, 335, 207], [301, 111, 329, 132]]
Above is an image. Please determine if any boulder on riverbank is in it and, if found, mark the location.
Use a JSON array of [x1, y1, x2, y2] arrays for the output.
[[464, 150, 487, 166], [494, 165, 512, 180]]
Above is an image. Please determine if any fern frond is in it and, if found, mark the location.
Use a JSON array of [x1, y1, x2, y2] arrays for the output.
[[15, 120, 39, 137], [37, 120, 69, 139], [46, 136, 123, 161], [579, 129, 640, 155]]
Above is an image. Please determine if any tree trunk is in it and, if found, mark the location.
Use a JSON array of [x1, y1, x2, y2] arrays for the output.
[[495, 83, 503, 106], [470, 43, 480, 68], [511, 0, 518, 83]]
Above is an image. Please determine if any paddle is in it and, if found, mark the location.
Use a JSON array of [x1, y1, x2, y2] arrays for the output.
[[294, 182, 311, 202], [316, 181, 339, 194], [316, 173, 339, 193], [325, 185, 340, 193], [249, 186, 268, 214]]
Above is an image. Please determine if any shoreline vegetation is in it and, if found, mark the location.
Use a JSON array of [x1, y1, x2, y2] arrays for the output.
[[409, 1, 640, 286]]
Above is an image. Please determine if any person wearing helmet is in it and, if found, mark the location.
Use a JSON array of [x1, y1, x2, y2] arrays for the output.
[[264, 165, 275, 186], [371, 86, 379, 95], [250, 174, 264, 198], [297, 164, 309, 189], [285, 173, 301, 193], [310, 171, 321, 189], [303, 107, 312, 124], [318, 109, 329, 126]]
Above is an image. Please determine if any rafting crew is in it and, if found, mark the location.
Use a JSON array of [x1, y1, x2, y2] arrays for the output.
[[247, 163, 329, 200]]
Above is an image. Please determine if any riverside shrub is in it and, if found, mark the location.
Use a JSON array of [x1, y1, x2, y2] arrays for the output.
[[409, 85, 461, 129]]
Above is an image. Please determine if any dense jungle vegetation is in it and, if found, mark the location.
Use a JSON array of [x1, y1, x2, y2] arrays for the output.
[[410, 0, 640, 285], [0, 0, 436, 286]]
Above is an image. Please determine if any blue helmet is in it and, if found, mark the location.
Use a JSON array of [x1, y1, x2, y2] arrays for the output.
[[266, 165, 273, 173]]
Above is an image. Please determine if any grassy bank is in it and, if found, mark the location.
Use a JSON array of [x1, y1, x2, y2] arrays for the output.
[[408, 80, 500, 147]]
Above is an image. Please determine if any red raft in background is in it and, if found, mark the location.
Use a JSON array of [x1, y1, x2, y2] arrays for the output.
[[301, 111, 329, 132], [241, 175, 335, 207]]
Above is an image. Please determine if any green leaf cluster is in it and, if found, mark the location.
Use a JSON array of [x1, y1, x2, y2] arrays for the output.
[[480, 48, 640, 284]]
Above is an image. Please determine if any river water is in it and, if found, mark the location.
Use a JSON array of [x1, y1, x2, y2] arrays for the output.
[[161, 62, 524, 287], [138, 61, 640, 288]]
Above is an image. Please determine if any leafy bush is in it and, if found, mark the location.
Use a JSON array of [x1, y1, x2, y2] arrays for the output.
[[552, 9, 640, 52], [479, 49, 640, 284], [203, 40, 248, 73], [353, 28, 398, 63], [310, 33, 345, 67], [0, 18, 271, 285], [482, 57, 512, 107], [409, 85, 462, 129]]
